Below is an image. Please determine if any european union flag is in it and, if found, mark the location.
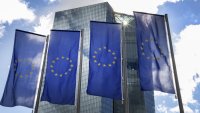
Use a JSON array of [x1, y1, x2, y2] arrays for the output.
[[41, 30, 80, 105], [134, 12, 175, 93], [87, 21, 122, 100], [0, 30, 46, 108]]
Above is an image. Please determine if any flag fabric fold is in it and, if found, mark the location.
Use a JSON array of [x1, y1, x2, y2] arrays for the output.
[[41, 30, 80, 105], [134, 12, 175, 93], [87, 21, 122, 100], [0, 30, 46, 108]]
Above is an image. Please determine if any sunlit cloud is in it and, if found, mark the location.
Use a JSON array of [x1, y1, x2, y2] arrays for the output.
[[170, 105, 194, 113], [154, 91, 168, 96], [155, 24, 200, 112], [0, 0, 35, 39], [48, 0, 57, 3], [0, 0, 35, 24], [175, 24, 200, 105], [0, 25, 5, 38], [157, 104, 168, 113], [34, 13, 54, 36]]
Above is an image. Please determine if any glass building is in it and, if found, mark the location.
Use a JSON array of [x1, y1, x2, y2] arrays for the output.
[[38, 2, 155, 113]]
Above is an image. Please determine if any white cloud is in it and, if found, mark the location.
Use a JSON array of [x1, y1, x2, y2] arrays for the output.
[[156, 25, 200, 113], [175, 24, 200, 105], [0, 0, 35, 38], [170, 105, 194, 113], [48, 0, 57, 3], [154, 91, 169, 96], [33, 13, 54, 35], [0, 0, 35, 24], [157, 104, 168, 113], [0, 25, 5, 38]]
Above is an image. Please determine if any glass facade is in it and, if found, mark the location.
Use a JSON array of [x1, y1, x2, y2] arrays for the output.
[[38, 2, 155, 113]]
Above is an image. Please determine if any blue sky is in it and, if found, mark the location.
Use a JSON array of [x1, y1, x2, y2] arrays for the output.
[[0, 0, 200, 113]]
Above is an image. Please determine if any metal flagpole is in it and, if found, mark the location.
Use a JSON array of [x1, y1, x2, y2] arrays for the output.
[[32, 35, 49, 113], [122, 23, 129, 113], [164, 14, 184, 113], [76, 29, 84, 113]]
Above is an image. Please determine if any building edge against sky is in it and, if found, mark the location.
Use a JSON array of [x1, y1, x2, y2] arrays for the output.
[[38, 2, 155, 113]]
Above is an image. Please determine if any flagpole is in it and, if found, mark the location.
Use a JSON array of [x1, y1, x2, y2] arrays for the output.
[[164, 14, 184, 113], [32, 35, 49, 113], [76, 29, 84, 113], [122, 23, 129, 113]]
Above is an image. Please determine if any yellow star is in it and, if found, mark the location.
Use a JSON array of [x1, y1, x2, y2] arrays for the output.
[[112, 52, 116, 55], [103, 64, 106, 67], [142, 52, 145, 56], [52, 60, 55, 63], [56, 57, 59, 60], [66, 58, 69, 60], [20, 75, 23, 78], [54, 73, 58, 76], [51, 70, 54, 73], [98, 63, 101, 66], [70, 60, 72, 63], [70, 64, 74, 67], [94, 60, 97, 63], [94, 51, 98, 54], [68, 68, 72, 71], [50, 65, 54, 68], [65, 72, 68, 75], [108, 49, 111, 52], [103, 46, 106, 49], [112, 61, 116, 64], [108, 64, 112, 67], [93, 56, 96, 58], [60, 74, 63, 77], [98, 48, 102, 51], [114, 57, 117, 60], [62, 56, 65, 59]]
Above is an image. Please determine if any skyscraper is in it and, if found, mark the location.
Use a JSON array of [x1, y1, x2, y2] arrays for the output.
[[38, 2, 155, 113]]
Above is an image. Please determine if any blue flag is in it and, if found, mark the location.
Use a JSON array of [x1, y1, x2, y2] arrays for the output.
[[134, 12, 175, 93], [41, 30, 80, 105], [87, 21, 122, 100], [0, 30, 46, 108]]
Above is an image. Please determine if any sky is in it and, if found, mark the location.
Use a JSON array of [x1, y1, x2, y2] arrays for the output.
[[0, 0, 200, 113]]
